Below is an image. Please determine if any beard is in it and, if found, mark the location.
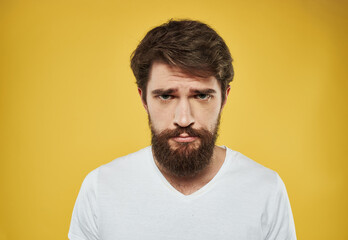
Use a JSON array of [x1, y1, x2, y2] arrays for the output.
[[150, 116, 220, 177]]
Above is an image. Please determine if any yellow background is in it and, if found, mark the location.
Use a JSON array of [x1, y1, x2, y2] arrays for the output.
[[1, 0, 347, 239]]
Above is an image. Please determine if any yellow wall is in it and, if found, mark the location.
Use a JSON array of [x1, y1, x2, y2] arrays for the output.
[[1, 0, 347, 239]]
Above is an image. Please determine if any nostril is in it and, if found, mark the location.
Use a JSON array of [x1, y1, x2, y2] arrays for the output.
[[174, 122, 194, 129]]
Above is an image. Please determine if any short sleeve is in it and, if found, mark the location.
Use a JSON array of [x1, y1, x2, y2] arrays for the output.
[[261, 173, 297, 240], [68, 168, 99, 240]]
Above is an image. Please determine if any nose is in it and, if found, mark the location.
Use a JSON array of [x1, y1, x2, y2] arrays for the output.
[[173, 98, 195, 128]]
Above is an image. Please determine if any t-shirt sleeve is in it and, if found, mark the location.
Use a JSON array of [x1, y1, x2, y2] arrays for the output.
[[261, 173, 297, 240], [68, 168, 99, 240]]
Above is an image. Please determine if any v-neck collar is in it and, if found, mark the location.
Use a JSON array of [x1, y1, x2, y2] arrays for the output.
[[147, 145, 231, 200]]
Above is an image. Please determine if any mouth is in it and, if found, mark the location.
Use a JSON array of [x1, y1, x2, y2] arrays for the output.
[[171, 134, 198, 143]]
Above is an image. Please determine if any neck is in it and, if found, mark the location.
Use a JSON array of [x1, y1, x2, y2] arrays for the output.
[[154, 145, 226, 195]]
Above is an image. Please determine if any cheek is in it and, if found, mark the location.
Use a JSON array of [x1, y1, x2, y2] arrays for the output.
[[148, 105, 174, 129], [192, 103, 221, 129]]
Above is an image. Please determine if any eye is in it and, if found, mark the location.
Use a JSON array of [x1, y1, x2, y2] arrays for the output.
[[158, 95, 172, 100], [195, 94, 211, 100]]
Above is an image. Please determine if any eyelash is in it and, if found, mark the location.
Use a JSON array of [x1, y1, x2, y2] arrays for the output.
[[195, 94, 211, 100], [158, 95, 173, 101], [157, 94, 212, 101]]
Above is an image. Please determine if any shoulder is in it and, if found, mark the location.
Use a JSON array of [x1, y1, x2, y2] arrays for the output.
[[100, 146, 151, 172], [85, 146, 154, 187], [226, 147, 277, 178], [224, 147, 280, 192], [77, 167, 100, 196], [78, 146, 152, 190], [223, 147, 294, 218]]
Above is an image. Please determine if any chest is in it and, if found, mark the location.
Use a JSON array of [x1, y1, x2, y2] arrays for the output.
[[98, 186, 264, 240]]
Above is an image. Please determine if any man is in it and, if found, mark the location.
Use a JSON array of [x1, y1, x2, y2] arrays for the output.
[[68, 20, 296, 240]]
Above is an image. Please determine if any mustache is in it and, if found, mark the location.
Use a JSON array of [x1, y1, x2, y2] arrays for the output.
[[157, 126, 207, 139]]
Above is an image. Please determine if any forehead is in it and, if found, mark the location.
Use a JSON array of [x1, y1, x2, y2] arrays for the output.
[[147, 62, 220, 91]]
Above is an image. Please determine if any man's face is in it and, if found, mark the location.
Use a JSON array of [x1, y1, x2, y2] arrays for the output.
[[139, 61, 229, 177]]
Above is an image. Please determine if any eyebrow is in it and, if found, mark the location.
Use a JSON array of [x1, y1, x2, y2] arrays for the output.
[[151, 88, 217, 95], [190, 88, 217, 94], [151, 88, 178, 95]]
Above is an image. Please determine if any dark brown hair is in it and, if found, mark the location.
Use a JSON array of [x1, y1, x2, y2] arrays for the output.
[[130, 19, 234, 102]]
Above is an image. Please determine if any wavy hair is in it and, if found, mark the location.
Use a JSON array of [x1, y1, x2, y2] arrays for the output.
[[130, 19, 234, 102]]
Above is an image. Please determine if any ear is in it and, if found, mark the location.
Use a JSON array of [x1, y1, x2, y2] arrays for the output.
[[221, 85, 231, 110], [138, 88, 148, 111]]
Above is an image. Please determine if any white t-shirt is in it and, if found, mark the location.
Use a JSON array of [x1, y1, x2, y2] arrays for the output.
[[68, 146, 296, 240]]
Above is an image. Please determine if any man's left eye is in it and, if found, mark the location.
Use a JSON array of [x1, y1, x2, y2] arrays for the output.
[[196, 94, 210, 100]]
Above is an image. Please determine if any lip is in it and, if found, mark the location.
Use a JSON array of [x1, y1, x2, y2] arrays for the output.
[[172, 136, 197, 143]]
